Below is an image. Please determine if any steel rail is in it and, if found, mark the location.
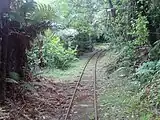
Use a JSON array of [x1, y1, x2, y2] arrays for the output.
[[94, 50, 106, 120], [64, 49, 105, 120]]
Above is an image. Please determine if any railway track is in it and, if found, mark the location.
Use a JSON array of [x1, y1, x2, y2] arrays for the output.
[[64, 49, 106, 120]]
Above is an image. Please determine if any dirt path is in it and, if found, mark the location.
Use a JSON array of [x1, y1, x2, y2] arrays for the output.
[[66, 50, 105, 120], [1, 50, 107, 120], [2, 48, 135, 120]]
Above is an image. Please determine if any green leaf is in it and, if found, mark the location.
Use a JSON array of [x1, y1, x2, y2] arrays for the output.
[[9, 72, 21, 81], [6, 78, 19, 84]]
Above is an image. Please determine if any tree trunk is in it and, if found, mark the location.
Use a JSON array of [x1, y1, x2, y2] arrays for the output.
[[0, 14, 9, 103]]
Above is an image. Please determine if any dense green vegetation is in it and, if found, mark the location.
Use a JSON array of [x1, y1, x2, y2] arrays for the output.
[[97, 0, 160, 119], [1, 0, 160, 119], [27, 29, 77, 70]]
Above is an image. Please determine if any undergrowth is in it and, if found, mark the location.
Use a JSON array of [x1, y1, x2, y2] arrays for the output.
[[27, 29, 77, 71], [99, 48, 135, 120], [129, 60, 160, 119], [100, 43, 160, 119], [40, 58, 86, 81]]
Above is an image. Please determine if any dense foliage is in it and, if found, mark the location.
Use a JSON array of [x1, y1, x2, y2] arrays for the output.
[[1, 0, 160, 119], [105, 0, 160, 119], [28, 29, 77, 70]]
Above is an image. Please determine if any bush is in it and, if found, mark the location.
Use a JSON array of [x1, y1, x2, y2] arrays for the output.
[[27, 29, 77, 71], [72, 32, 93, 54], [132, 61, 160, 88], [131, 14, 149, 46], [149, 40, 160, 60], [130, 60, 160, 118]]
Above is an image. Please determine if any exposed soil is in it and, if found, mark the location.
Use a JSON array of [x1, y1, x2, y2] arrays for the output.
[[0, 50, 107, 120], [1, 77, 92, 120]]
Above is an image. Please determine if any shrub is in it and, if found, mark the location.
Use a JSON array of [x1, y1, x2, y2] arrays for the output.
[[72, 32, 93, 54], [131, 14, 149, 46], [132, 61, 158, 88], [149, 40, 160, 60], [27, 29, 77, 71], [130, 60, 160, 118]]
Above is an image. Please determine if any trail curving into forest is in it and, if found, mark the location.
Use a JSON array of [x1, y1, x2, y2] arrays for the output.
[[64, 49, 106, 120]]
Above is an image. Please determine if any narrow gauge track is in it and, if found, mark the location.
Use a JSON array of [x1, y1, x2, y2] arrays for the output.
[[64, 49, 106, 120]]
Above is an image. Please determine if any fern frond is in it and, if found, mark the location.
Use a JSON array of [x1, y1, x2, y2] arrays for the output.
[[19, 1, 36, 15], [31, 3, 56, 22]]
